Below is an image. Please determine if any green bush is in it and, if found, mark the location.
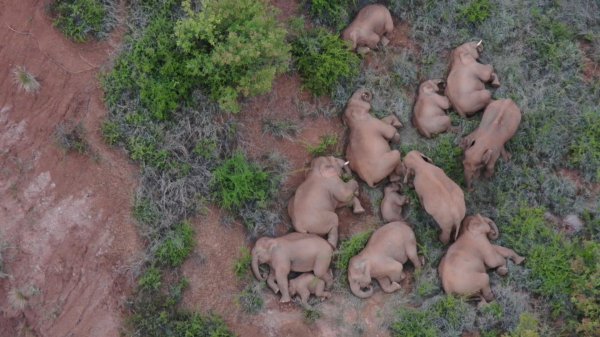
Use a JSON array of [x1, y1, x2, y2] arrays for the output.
[[51, 0, 106, 42], [390, 307, 439, 337], [211, 153, 271, 212], [335, 230, 372, 273], [306, 134, 339, 157], [308, 0, 356, 31], [506, 312, 540, 337], [233, 247, 252, 280], [570, 108, 600, 182], [127, 137, 170, 169], [458, 0, 493, 25], [292, 28, 360, 96], [156, 222, 195, 268], [174, 0, 290, 113], [101, 120, 121, 145], [236, 283, 264, 314], [138, 267, 162, 291]]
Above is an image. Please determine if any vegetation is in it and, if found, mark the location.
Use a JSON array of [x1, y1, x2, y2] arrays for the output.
[[306, 134, 339, 157], [236, 283, 264, 314], [155, 222, 195, 268], [458, 0, 493, 25], [12, 66, 40, 93], [335, 230, 372, 273], [570, 109, 600, 182], [262, 118, 300, 140], [292, 28, 360, 96], [54, 122, 90, 154], [233, 247, 252, 280], [50, 0, 108, 42], [175, 0, 290, 113], [303, 307, 322, 324], [307, 0, 356, 31]]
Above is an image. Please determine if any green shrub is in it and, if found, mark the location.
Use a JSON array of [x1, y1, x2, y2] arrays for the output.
[[101, 120, 121, 145], [236, 283, 264, 314], [138, 267, 162, 291], [156, 222, 195, 268], [292, 28, 360, 96], [174, 0, 290, 113], [335, 230, 372, 272], [507, 312, 540, 337], [570, 108, 600, 182], [51, 0, 106, 42], [390, 308, 437, 337], [233, 247, 252, 280], [570, 241, 600, 336], [211, 152, 271, 211], [308, 0, 356, 31], [127, 137, 170, 169], [306, 134, 339, 157], [458, 0, 493, 25], [303, 307, 322, 324]]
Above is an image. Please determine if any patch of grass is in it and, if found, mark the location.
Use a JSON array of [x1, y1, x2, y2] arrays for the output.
[[570, 108, 600, 182], [303, 307, 322, 324], [335, 230, 372, 273], [127, 137, 170, 169], [54, 122, 90, 154], [0, 237, 7, 279], [236, 283, 264, 314], [138, 267, 162, 292], [262, 118, 300, 139], [211, 152, 271, 212], [12, 66, 40, 93], [390, 307, 438, 337], [50, 0, 108, 42], [508, 312, 540, 337], [101, 120, 121, 146], [155, 221, 195, 268], [8, 285, 39, 311], [292, 28, 360, 96], [306, 134, 339, 157], [233, 247, 252, 280], [193, 139, 218, 160], [458, 0, 493, 25], [307, 0, 356, 31], [175, 0, 290, 113]]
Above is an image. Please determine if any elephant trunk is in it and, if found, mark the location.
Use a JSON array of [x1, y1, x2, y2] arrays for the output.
[[350, 281, 374, 299], [487, 220, 499, 240], [252, 255, 265, 281]]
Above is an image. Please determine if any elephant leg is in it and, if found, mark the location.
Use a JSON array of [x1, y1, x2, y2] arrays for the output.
[[365, 31, 381, 49], [320, 212, 339, 247], [267, 270, 279, 294], [490, 72, 500, 87], [352, 196, 365, 214], [381, 150, 402, 184], [314, 282, 331, 300], [385, 260, 406, 283], [501, 146, 511, 162], [357, 46, 371, 55], [484, 152, 500, 178], [298, 288, 311, 306], [275, 268, 291, 303], [439, 228, 451, 245], [493, 245, 525, 265], [381, 115, 403, 128], [314, 260, 334, 290], [406, 244, 422, 269], [377, 277, 401, 293]]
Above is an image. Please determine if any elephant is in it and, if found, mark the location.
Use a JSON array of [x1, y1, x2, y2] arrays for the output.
[[342, 4, 394, 54], [460, 99, 522, 189], [438, 214, 525, 305], [344, 88, 404, 187], [288, 156, 365, 247], [380, 182, 408, 222], [402, 150, 466, 244], [445, 40, 500, 117], [288, 272, 332, 306], [412, 79, 452, 138], [348, 221, 423, 298], [252, 233, 334, 303]]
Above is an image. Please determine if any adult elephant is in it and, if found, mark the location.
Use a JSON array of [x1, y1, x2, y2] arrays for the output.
[[446, 40, 500, 117], [342, 4, 394, 54], [345, 88, 404, 187], [288, 156, 365, 247], [252, 233, 334, 303], [439, 214, 524, 305], [348, 221, 422, 298]]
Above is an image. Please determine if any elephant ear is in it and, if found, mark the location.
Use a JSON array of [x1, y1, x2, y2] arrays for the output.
[[459, 51, 476, 65], [320, 164, 339, 178], [482, 149, 493, 164], [460, 137, 475, 150]]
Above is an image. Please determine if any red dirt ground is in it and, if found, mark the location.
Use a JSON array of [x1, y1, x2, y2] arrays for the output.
[[0, 1, 140, 336]]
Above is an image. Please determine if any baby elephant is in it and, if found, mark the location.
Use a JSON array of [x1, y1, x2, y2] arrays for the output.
[[380, 183, 408, 222], [446, 40, 500, 117], [439, 214, 525, 305], [288, 156, 364, 247], [289, 272, 332, 306], [413, 79, 452, 138], [344, 89, 404, 187], [460, 99, 521, 189], [403, 151, 466, 244], [342, 4, 394, 54], [252, 233, 334, 303], [348, 221, 422, 298]]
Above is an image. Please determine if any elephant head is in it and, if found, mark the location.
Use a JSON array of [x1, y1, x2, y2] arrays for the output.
[[343, 89, 372, 124], [460, 139, 493, 188], [348, 257, 374, 298], [310, 156, 351, 178], [461, 214, 499, 240], [402, 150, 434, 184], [419, 79, 445, 95], [452, 40, 483, 65], [251, 237, 276, 281]]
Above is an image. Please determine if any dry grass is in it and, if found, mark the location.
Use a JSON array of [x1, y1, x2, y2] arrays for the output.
[[12, 66, 40, 93]]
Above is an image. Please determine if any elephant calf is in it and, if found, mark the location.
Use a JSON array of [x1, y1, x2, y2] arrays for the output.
[[413, 79, 452, 138], [288, 156, 365, 247], [348, 221, 422, 298], [252, 233, 334, 303], [439, 214, 525, 305], [403, 151, 465, 244], [342, 4, 394, 54], [345, 89, 404, 187], [289, 272, 332, 306], [446, 40, 500, 117], [380, 183, 408, 222], [460, 99, 521, 189]]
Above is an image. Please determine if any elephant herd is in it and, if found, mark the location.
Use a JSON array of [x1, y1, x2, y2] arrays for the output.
[[251, 4, 525, 308]]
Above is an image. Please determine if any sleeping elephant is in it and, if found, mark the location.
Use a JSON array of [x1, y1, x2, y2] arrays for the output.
[[288, 156, 365, 247], [403, 150, 466, 244], [439, 214, 525, 305], [380, 182, 408, 222], [348, 221, 422, 298], [460, 99, 522, 189], [342, 4, 394, 54], [252, 233, 334, 303], [412, 79, 452, 138], [445, 40, 500, 117], [344, 88, 404, 187], [289, 271, 332, 306]]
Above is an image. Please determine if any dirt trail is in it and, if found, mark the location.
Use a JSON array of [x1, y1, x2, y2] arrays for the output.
[[0, 1, 140, 336]]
